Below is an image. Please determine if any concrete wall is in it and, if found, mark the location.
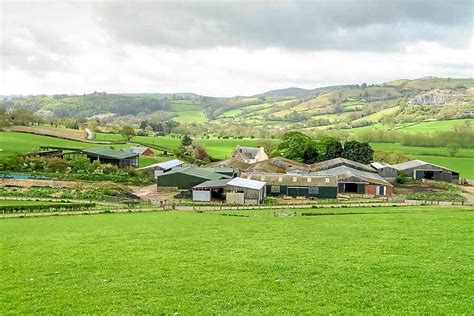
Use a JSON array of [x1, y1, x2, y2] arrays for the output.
[[192, 190, 211, 202]]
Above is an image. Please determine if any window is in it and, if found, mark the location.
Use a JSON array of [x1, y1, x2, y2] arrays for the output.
[[261, 176, 265, 181], [325, 177, 330, 183], [271, 185, 280, 193], [293, 177, 297, 182], [309, 186, 320, 195], [307, 177, 311, 183], [278, 176, 283, 182]]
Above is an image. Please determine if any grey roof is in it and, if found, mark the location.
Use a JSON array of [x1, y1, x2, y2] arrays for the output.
[[83, 148, 138, 159], [310, 158, 375, 173], [193, 178, 232, 189], [140, 159, 183, 171], [311, 165, 392, 186], [232, 145, 261, 160], [160, 167, 231, 180], [123, 147, 151, 155], [371, 162, 394, 169], [392, 160, 455, 172], [227, 177, 266, 190]]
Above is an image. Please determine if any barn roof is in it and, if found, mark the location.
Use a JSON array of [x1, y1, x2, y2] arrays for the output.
[[83, 148, 138, 159], [139, 159, 183, 171], [244, 157, 307, 174], [370, 162, 394, 169], [227, 177, 266, 190], [193, 178, 232, 189], [392, 160, 456, 173], [123, 146, 151, 155], [163, 167, 231, 180], [311, 165, 393, 186], [310, 158, 375, 173]]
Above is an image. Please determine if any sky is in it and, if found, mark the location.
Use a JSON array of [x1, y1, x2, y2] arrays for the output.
[[1, 0, 473, 96]]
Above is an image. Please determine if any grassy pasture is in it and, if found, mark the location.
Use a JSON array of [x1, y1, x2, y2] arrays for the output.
[[0, 200, 70, 207], [1, 206, 473, 314], [396, 119, 473, 133]]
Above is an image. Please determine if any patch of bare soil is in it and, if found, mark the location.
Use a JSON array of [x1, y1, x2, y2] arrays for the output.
[[128, 184, 177, 202]]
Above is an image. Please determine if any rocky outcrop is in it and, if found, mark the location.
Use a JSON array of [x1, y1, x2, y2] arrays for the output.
[[409, 89, 451, 105]]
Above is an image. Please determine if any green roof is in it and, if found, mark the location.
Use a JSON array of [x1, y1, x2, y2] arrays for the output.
[[165, 167, 231, 180], [83, 148, 138, 159]]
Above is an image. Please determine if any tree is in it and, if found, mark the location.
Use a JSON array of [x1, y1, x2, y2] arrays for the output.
[[319, 137, 343, 160], [181, 134, 193, 147], [341, 140, 374, 164], [303, 147, 319, 163], [120, 125, 135, 141], [277, 131, 318, 162], [447, 143, 460, 157], [257, 139, 277, 156]]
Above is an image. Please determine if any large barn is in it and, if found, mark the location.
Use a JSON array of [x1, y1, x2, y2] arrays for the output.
[[156, 167, 230, 189], [139, 159, 183, 179], [242, 173, 338, 199], [82, 148, 139, 168], [392, 160, 459, 183]]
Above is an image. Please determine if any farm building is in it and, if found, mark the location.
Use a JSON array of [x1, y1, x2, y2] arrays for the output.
[[139, 159, 183, 179], [201, 166, 235, 177], [156, 166, 231, 189], [192, 177, 266, 204], [82, 148, 139, 168], [209, 159, 250, 176], [311, 165, 393, 196], [242, 173, 338, 199], [123, 146, 154, 157], [392, 160, 459, 183], [232, 145, 268, 164], [370, 162, 398, 182], [245, 157, 307, 174]]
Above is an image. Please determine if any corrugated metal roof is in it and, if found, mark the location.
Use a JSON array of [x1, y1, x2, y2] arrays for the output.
[[193, 178, 232, 189], [310, 158, 375, 173], [139, 159, 183, 170], [227, 177, 266, 190], [370, 162, 394, 169], [163, 167, 230, 180], [392, 160, 455, 172], [311, 165, 392, 186], [83, 148, 138, 159], [123, 147, 150, 154]]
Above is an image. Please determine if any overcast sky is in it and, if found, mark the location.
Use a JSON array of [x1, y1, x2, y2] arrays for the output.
[[1, 0, 473, 96]]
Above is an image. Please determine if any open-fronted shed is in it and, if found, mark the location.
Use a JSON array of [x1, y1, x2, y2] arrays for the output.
[[393, 160, 459, 183]]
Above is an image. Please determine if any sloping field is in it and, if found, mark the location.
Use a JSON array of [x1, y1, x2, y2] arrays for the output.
[[396, 119, 473, 133], [1, 206, 473, 314]]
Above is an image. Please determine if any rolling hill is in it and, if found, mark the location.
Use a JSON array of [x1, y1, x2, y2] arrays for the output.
[[1, 77, 473, 130]]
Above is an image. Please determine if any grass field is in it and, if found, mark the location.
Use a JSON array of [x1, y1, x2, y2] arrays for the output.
[[168, 100, 208, 123], [1, 206, 473, 314], [0, 200, 70, 207], [396, 119, 473, 133]]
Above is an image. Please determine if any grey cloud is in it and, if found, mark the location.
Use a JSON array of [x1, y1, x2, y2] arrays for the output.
[[97, 0, 473, 51]]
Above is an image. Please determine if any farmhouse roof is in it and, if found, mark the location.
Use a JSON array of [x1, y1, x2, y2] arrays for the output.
[[139, 159, 183, 171], [242, 173, 338, 187], [227, 177, 266, 190], [163, 167, 231, 180], [83, 148, 138, 159], [232, 145, 261, 160]]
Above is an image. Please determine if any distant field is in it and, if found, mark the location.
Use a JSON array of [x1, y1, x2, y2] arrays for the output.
[[2, 206, 473, 314], [168, 100, 208, 123], [0, 132, 99, 157], [0, 200, 70, 207], [414, 155, 474, 179], [396, 119, 473, 133]]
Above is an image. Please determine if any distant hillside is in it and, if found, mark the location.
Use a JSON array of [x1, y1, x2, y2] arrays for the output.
[[1, 77, 473, 129]]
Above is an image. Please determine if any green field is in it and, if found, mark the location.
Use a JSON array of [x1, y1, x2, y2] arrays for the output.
[[396, 119, 474, 133], [1, 206, 473, 313], [0, 132, 98, 158], [168, 100, 208, 123], [0, 200, 69, 207]]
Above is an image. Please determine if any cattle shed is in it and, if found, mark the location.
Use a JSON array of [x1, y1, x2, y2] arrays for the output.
[[311, 165, 393, 196], [393, 160, 459, 183], [139, 159, 183, 179], [157, 167, 230, 189], [192, 177, 266, 204], [242, 173, 338, 199], [82, 148, 139, 168]]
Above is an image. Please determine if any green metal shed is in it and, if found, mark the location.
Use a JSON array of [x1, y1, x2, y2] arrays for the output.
[[157, 167, 231, 189]]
